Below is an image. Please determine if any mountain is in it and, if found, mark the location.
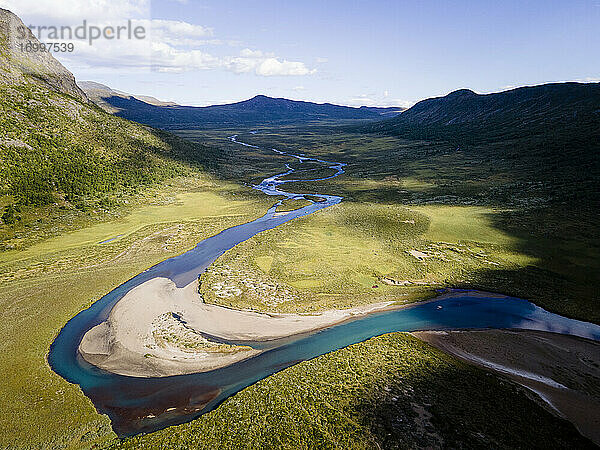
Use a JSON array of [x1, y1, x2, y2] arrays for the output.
[[363, 83, 600, 143], [79, 81, 179, 113], [79, 85, 404, 129], [0, 9, 215, 231], [360, 82, 600, 212], [0, 8, 87, 102]]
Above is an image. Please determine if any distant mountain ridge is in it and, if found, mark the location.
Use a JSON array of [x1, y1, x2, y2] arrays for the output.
[[80, 84, 404, 130], [78, 81, 179, 113], [361, 81, 600, 216], [363, 82, 600, 142]]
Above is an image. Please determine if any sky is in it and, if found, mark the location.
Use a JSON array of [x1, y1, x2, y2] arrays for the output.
[[1, 0, 599, 107]]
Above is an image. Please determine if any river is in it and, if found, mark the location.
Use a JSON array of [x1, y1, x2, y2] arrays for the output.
[[48, 134, 600, 436]]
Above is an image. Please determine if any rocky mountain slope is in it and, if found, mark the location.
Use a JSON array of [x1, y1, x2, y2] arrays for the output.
[[0, 8, 87, 102], [0, 8, 216, 235]]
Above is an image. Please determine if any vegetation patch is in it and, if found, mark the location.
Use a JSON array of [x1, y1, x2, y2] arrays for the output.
[[200, 201, 525, 313], [114, 333, 593, 449], [150, 312, 251, 354], [275, 197, 312, 212]]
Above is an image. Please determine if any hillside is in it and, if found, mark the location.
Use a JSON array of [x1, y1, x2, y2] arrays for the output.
[[78, 81, 179, 113], [364, 83, 600, 142], [81, 83, 403, 129], [358, 83, 600, 209], [0, 9, 219, 245], [0, 8, 87, 102]]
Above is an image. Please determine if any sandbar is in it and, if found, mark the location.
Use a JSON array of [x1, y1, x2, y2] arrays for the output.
[[79, 277, 395, 377]]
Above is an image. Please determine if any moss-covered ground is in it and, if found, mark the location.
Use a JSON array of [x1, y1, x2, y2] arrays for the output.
[[115, 333, 593, 449], [0, 177, 269, 448]]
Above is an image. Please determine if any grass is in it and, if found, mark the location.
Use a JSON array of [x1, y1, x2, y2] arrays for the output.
[[189, 128, 599, 323], [0, 122, 596, 447], [0, 177, 269, 448], [152, 312, 252, 354], [113, 333, 593, 449], [200, 201, 533, 313], [0, 176, 264, 264], [275, 197, 312, 212]]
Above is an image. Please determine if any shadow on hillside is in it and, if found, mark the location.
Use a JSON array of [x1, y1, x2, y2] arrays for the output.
[[353, 344, 596, 449], [468, 206, 600, 324]]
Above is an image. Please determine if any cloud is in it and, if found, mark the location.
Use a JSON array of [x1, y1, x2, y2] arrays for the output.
[[65, 40, 316, 77], [0, 0, 149, 22], [148, 19, 212, 39], [227, 48, 316, 76], [395, 99, 416, 109], [239, 48, 267, 58], [256, 58, 315, 76], [315, 57, 328, 63], [150, 41, 221, 72], [346, 94, 414, 108], [0, 1, 316, 77]]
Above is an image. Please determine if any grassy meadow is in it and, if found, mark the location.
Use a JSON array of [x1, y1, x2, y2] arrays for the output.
[[200, 201, 533, 313], [188, 128, 599, 322], [0, 176, 270, 448], [115, 333, 593, 449], [0, 124, 596, 448]]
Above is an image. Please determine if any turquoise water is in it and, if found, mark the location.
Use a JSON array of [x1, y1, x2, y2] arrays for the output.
[[47, 136, 600, 436]]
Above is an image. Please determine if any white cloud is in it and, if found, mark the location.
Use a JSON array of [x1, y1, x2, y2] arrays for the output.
[[239, 48, 267, 58], [0, 0, 149, 23], [64, 40, 316, 77], [0, 1, 316, 77], [292, 85, 306, 91], [256, 58, 315, 76], [226, 49, 315, 76], [227, 56, 260, 74], [315, 57, 328, 63], [148, 19, 212, 38], [150, 41, 220, 72], [346, 94, 414, 108], [395, 99, 416, 109]]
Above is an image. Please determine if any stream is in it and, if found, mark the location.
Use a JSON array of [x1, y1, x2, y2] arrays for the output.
[[48, 134, 600, 436]]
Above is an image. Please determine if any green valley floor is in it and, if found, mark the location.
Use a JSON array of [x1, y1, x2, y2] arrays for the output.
[[0, 128, 598, 449]]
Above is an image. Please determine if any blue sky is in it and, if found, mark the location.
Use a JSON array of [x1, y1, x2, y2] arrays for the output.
[[2, 0, 599, 106]]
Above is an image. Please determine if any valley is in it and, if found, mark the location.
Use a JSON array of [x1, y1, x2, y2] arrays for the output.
[[0, 6, 599, 449]]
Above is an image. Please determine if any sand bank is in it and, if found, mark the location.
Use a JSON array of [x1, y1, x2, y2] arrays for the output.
[[79, 277, 394, 378], [414, 329, 600, 446]]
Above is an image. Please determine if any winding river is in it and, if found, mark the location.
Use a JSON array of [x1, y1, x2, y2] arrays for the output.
[[48, 134, 600, 437]]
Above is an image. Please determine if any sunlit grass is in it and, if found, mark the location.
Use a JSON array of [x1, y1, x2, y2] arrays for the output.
[[114, 333, 589, 449], [0, 179, 268, 448], [200, 202, 531, 313]]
